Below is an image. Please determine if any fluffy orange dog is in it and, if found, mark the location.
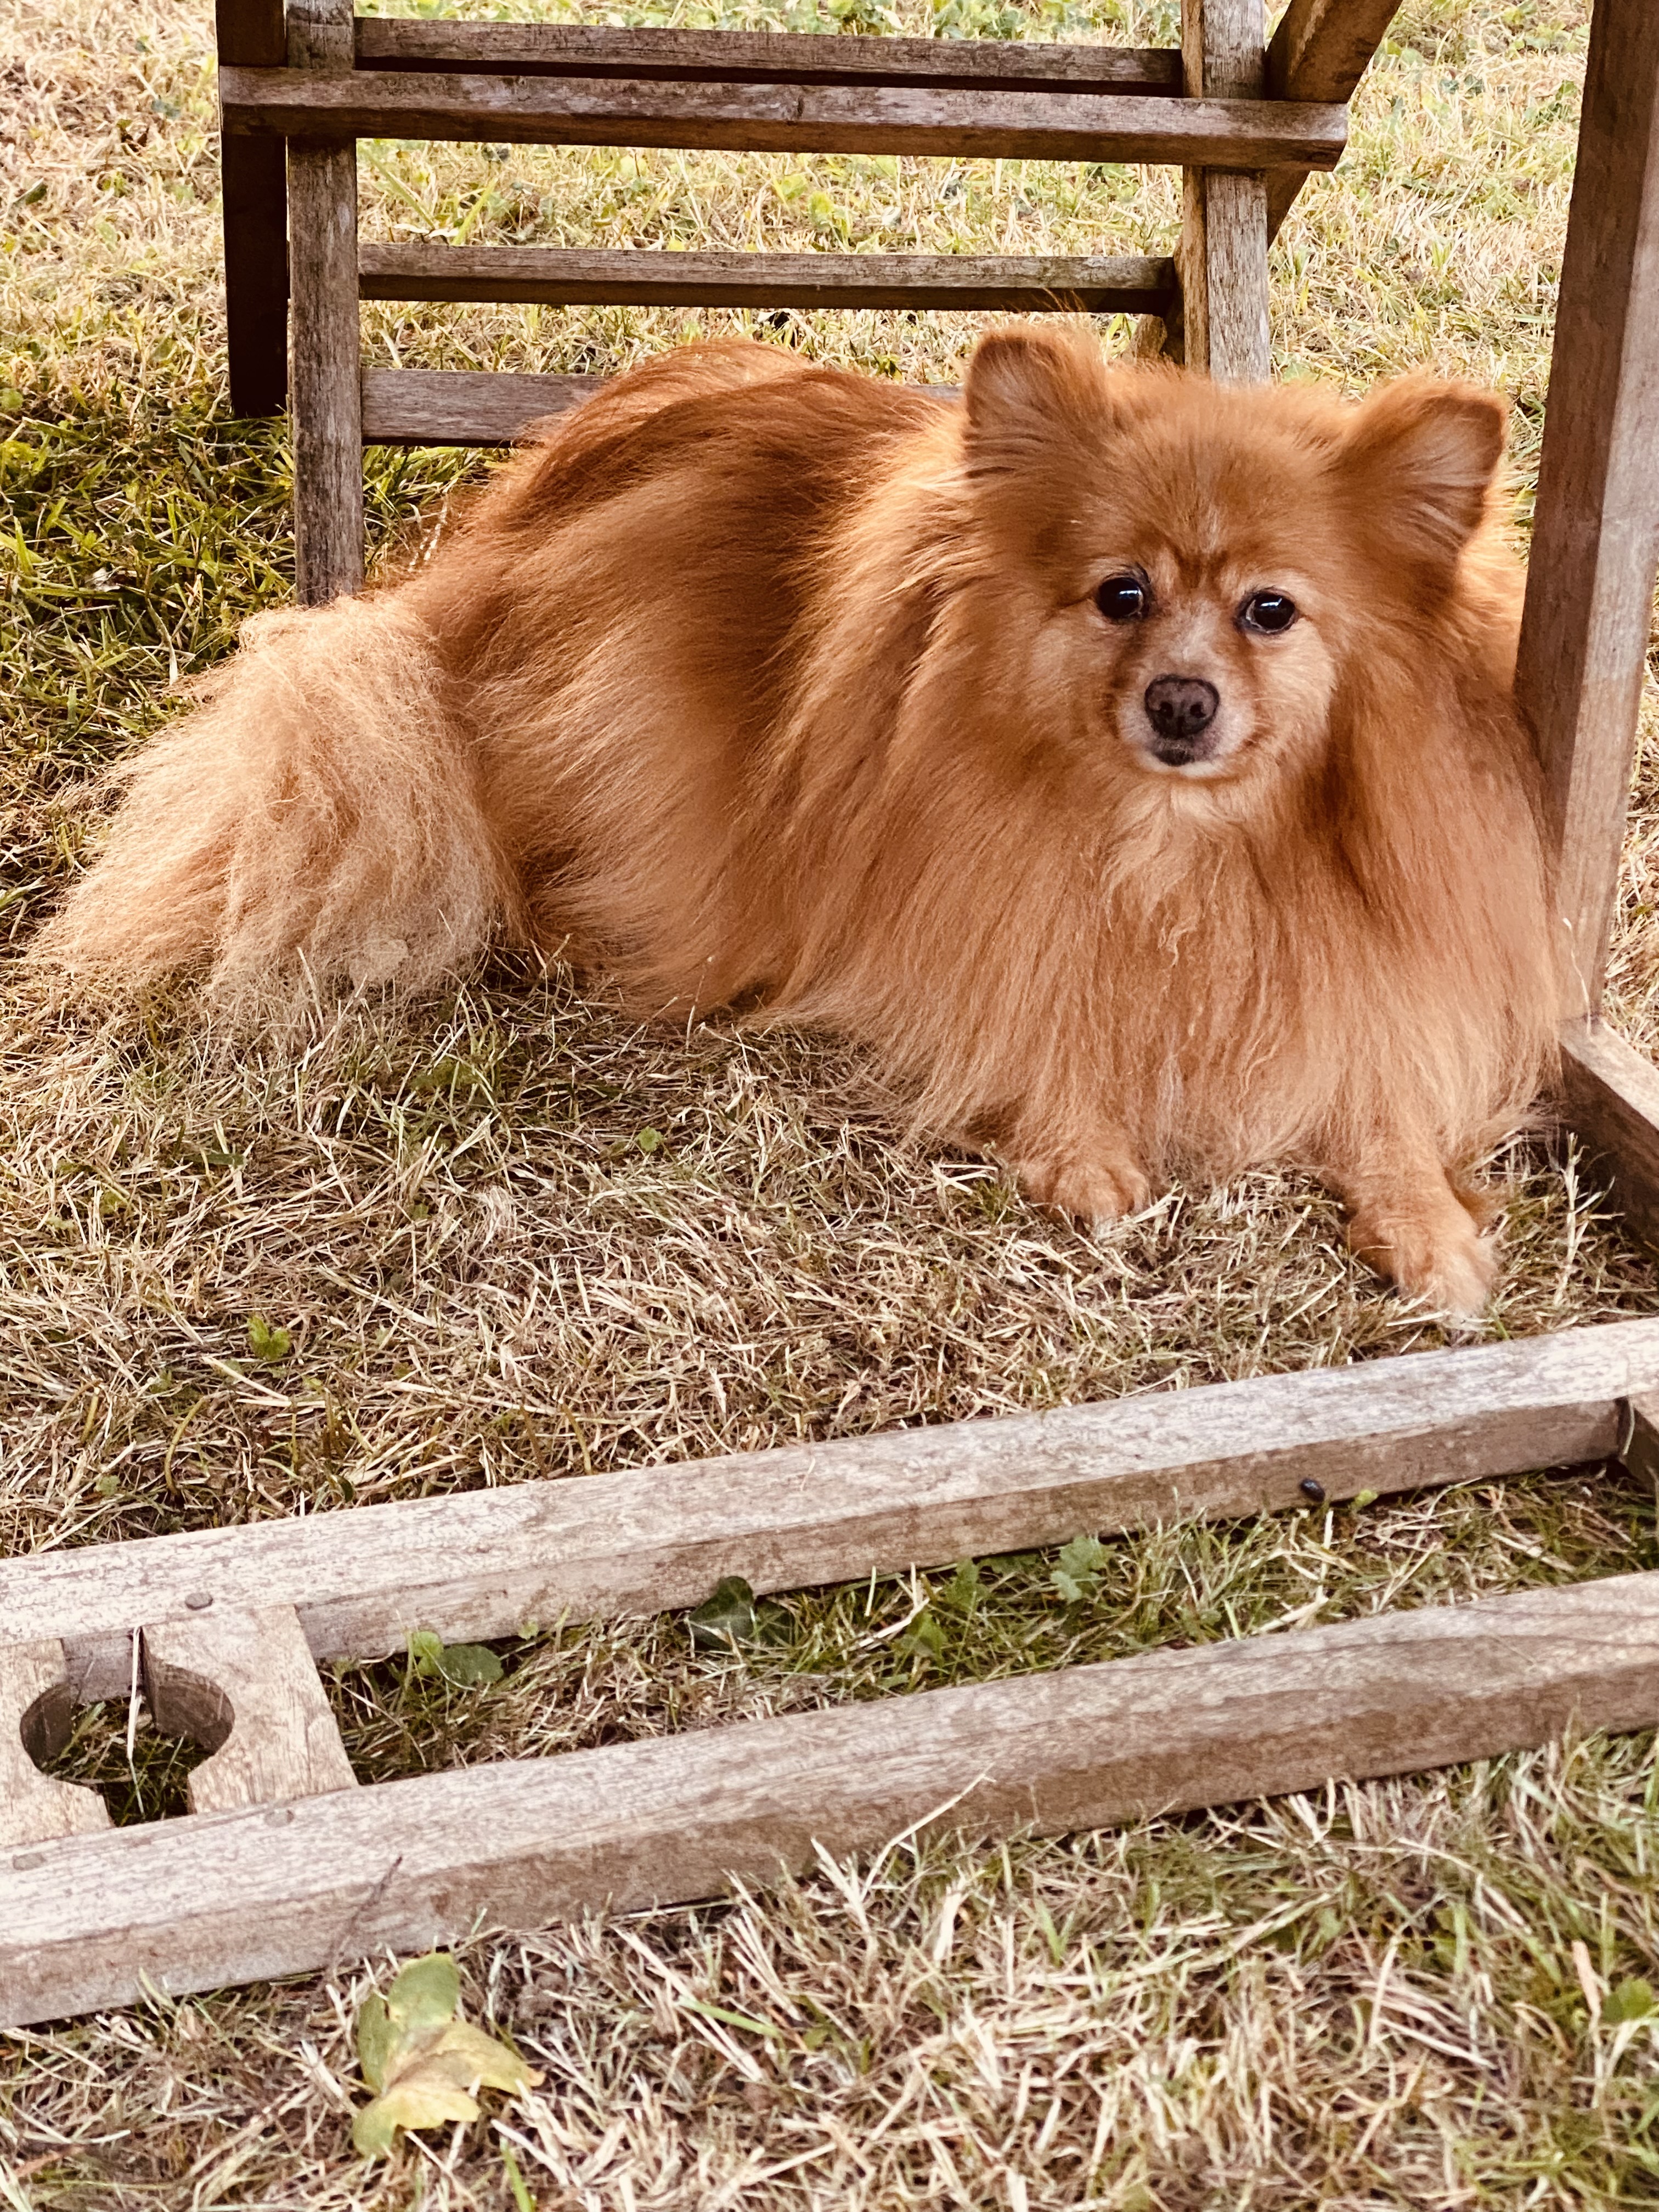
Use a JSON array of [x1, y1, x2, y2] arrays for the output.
[[37, 330, 1561, 1314]]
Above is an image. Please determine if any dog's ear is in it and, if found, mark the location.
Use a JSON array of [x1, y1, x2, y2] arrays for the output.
[[1341, 379, 1508, 574], [961, 328, 1113, 478]]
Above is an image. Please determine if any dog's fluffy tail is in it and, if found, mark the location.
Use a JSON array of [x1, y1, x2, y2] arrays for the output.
[[35, 594, 510, 1015]]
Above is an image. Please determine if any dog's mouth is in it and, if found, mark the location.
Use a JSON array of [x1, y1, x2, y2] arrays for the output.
[[1139, 730, 1231, 776], [1148, 734, 1218, 769]]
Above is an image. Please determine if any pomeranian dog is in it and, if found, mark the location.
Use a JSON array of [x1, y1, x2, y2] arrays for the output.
[[36, 329, 1561, 1316]]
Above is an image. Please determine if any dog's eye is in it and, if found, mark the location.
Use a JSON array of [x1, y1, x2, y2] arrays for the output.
[[1096, 573, 1149, 622], [1239, 591, 1297, 635]]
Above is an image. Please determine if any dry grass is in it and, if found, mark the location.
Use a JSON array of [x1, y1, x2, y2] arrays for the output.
[[4, 0, 1659, 2202]]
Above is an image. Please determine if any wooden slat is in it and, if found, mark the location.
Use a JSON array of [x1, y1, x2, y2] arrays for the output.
[[7, 1317, 1657, 1703], [358, 366, 962, 447], [360, 366, 602, 445], [1263, 0, 1403, 240], [358, 244, 1177, 313], [1514, 0, 1659, 1014], [355, 19, 1183, 97], [1175, 0, 1269, 382], [219, 69, 1350, 169], [143, 1603, 358, 1816], [0, 1640, 110, 1851], [9, 1567, 1659, 2027], [287, 0, 364, 603], [1560, 1017, 1659, 1250], [216, 0, 289, 417]]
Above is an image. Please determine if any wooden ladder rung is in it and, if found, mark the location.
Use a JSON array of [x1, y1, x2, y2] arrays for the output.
[[219, 69, 1349, 169], [360, 366, 599, 445], [353, 20, 1184, 97], [358, 244, 1178, 315]]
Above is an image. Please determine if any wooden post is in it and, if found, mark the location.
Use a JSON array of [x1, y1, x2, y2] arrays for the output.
[[1136, 0, 1270, 379], [287, 0, 364, 603], [1514, 0, 1659, 1017], [1181, 0, 1271, 381], [217, 0, 289, 417]]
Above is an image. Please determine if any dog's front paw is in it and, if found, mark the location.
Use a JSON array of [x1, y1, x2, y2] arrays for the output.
[[1346, 1199, 1499, 1320], [1016, 1150, 1152, 1229]]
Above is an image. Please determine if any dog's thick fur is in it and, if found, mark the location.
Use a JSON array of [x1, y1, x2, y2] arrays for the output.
[[37, 331, 1562, 1313]]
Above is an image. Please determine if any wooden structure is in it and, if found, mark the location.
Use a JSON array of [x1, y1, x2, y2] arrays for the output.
[[0, 0, 1655, 2029], [8, 1318, 1659, 2026], [214, 0, 1399, 600]]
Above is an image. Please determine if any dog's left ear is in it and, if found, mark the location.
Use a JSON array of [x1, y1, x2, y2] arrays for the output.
[[1340, 379, 1509, 575]]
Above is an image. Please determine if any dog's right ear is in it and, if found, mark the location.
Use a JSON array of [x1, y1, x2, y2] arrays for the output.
[[961, 328, 1113, 479]]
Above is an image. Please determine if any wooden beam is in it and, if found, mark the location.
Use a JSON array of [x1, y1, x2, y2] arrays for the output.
[[355, 20, 1183, 97], [358, 244, 1178, 315], [1559, 1017, 1659, 1250], [143, 1603, 358, 1816], [1263, 0, 1404, 240], [220, 70, 1349, 170], [286, 0, 364, 603], [215, 0, 289, 417], [1177, 0, 1271, 381], [360, 367, 602, 446], [0, 1640, 110, 1850], [358, 368, 962, 447], [6, 1316, 1656, 1702], [10, 1566, 1659, 2027], [1514, 0, 1659, 1014]]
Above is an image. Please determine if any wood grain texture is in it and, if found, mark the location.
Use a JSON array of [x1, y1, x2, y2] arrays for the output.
[[1514, 0, 1659, 1013], [10, 1567, 1659, 2026], [6, 1317, 1656, 1702], [1185, 0, 1265, 109], [143, 1603, 358, 1816], [216, 0, 288, 417], [1559, 1017, 1659, 1250], [1263, 0, 1403, 239], [356, 19, 1183, 95], [1173, 0, 1271, 382], [359, 366, 962, 445], [0, 1640, 111, 1850], [219, 69, 1348, 169], [358, 243, 1177, 313], [360, 366, 602, 445], [1181, 167, 1268, 378], [287, 0, 363, 603]]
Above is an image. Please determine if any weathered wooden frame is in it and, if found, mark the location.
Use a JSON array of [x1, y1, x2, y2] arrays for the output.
[[212, 0, 1398, 597], [2, 0, 1655, 2033], [8, 1318, 1659, 2027]]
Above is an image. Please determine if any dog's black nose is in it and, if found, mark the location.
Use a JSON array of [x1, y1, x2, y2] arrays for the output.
[[1144, 675, 1220, 751]]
